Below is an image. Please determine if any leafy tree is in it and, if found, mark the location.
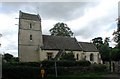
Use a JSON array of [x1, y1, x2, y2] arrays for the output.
[[113, 18, 120, 48], [49, 22, 73, 37], [60, 51, 76, 61], [3, 53, 19, 63], [92, 37, 111, 63], [92, 37, 103, 49], [111, 48, 120, 61], [104, 37, 110, 46], [3, 53, 13, 62], [111, 17, 120, 61], [99, 44, 110, 63], [13, 57, 19, 62]]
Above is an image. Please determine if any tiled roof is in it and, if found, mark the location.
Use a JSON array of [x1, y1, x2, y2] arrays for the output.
[[42, 35, 82, 51], [19, 11, 41, 21], [79, 42, 98, 52]]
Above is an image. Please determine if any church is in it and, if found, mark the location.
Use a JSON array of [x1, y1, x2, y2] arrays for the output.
[[18, 11, 102, 64]]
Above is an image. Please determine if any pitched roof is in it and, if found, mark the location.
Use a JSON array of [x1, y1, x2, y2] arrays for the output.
[[42, 35, 82, 51], [19, 11, 41, 21], [78, 42, 98, 52]]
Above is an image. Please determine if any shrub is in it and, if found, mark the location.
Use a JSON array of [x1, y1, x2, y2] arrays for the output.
[[42, 60, 91, 67], [2, 61, 108, 79], [2, 66, 40, 79], [90, 64, 107, 72], [3, 62, 41, 67], [76, 60, 91, 66]]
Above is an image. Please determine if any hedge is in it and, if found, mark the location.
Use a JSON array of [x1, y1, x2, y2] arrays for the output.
[[90, 64, 107, 72], [2, 60, 91, 68], [2, 66, 40, 79], [2, 61, 108, 79], [3, 62, 41, 67], [42, 60, 91, 67]]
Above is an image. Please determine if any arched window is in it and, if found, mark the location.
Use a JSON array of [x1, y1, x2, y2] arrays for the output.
[[90, 53, 94, 61]]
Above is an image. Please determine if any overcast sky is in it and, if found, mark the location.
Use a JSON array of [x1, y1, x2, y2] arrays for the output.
[[0, 0, 119, 57]]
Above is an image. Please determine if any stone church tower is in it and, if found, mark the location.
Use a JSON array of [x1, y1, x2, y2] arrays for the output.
[[18, 11, 43, 62]]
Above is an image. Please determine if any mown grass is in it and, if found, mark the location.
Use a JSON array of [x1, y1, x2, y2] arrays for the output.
[[44, 72, 112, 79]]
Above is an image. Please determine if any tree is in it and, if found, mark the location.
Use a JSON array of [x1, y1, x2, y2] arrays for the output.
[[111, 48, 120, 61], [92, 37, 111, 63], [3, 53, 19, 63], [3, 53, 13, 62], [92, 37, 103, 49], [99, 44, 110, 63], [60, 51, 76, 61], [104, 37, 110, 46], [113, 17, 120, 48], [49, 22, 73, 37]]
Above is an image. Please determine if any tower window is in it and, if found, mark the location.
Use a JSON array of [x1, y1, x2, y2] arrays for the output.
[[29, 23, 32, 29], [30, 35, 32, 41]]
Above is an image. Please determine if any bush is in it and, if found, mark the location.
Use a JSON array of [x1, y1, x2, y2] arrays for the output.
[[2, 66, 40, 79], [3, 62, 41, 67], [42, 60, 91, 68], [3, 60, 91, 68], [76, 60, 91, 67], [111, 48, 120, 61], [2, 61, 108, 79], [90, 64, 107, 72]]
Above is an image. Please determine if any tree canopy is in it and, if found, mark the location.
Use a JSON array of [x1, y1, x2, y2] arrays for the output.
[[2, 53, 19, 63], [111, 48, 120, 61], [4, 53, 13, 62], [92, 37, 110, 62], [92, 37, 103, 49], [113, 18, 120, 48], [49, 22, 73, 37]]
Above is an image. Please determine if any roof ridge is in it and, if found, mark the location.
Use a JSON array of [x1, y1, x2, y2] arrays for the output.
[[42, 35, 75, 39], [79, 42, 92, 44]]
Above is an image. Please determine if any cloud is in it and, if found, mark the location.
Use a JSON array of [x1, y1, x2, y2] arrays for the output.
[[0, 0, 119, 57], [67, 0, 118, 40], [1, 2, 98, 21], [0, 13, 18, 56]]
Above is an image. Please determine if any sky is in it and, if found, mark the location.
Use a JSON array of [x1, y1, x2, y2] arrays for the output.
[[0, 0, 119, 57]]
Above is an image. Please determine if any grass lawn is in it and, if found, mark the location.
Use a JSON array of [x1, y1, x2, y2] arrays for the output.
[[44, 72, 113, 79]]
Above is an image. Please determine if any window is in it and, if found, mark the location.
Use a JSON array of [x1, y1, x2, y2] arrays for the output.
[[90, 53, 94, 61], [30, 35, 32, 41], [76, 54, 79, 60], [29, 23, 32, 29], [47, 53, 53, 60]]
